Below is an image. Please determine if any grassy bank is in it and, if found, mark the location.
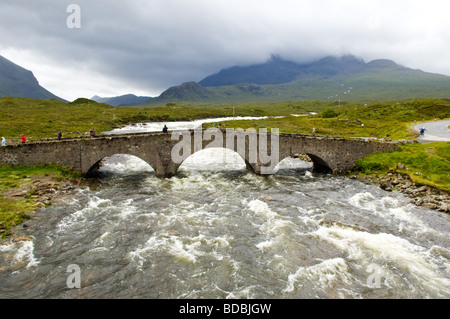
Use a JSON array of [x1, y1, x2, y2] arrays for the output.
[[353, 142, 450, 192], [205, 98, 450, 140], [0, 97, 355, 142], [0, 164, 81, 238], [1, 97, 448, 142]]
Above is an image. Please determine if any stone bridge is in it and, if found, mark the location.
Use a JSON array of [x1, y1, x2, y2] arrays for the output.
[[0, 129, 398, 177]]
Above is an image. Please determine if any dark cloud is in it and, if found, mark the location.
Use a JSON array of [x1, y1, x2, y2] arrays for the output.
[[1, 0, 449, 100]]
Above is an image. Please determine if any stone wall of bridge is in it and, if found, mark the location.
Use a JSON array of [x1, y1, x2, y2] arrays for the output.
[[0, 130, 398, 177]]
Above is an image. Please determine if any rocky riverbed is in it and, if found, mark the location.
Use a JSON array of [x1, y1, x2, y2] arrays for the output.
[[354, 170, 449, 213]]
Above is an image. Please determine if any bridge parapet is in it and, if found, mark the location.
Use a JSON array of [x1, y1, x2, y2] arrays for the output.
[[0, 130, 398, 177]]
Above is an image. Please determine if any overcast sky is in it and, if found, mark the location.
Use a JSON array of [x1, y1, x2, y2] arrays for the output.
[[1, 0, 449, 101]]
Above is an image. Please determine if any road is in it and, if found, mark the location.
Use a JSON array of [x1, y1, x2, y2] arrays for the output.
[[413, 119, 450, 143]]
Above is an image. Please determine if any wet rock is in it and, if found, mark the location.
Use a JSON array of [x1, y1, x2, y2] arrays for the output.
[[12, 236, 33, 243], [438, 203, 449, 213], [357, 170, 449, 213], [423, 203, 439, 210], [11, 190, 28, 197], [379, 181, 392, 191]]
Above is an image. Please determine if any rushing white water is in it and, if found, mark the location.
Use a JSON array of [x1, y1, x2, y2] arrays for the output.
[[104, 116, 271, 135], [1, 120, 449, 299]]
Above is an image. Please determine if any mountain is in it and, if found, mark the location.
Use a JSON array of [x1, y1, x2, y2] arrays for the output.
[[199, 55, 306, 86], [198, 55, 367, 87], [0, 55, 65, 101], [146, 55, 450, 105], [91, 94, 152, 106], [156, 81, 215, 102]]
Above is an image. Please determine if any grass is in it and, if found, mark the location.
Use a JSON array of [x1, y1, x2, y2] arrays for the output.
[[0, 196, 35, 238], [205, 115, 415, 140], [353, 142, 450, 192], [7, 96, 446, 142], [205, 98, 450, 140], [0, 97, 352, 141], [0, 164, 82, 238]]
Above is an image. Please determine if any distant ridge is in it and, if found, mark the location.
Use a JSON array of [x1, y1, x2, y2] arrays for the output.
[[91, 94, 152, 106], [199, 55, 306, 86], [199, 55, 396, 87], [0, 55, 65, 101], [146, 54, 450, 105]]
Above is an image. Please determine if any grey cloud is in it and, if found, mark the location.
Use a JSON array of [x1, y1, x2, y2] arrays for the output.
[[1, 0, 450, 100]]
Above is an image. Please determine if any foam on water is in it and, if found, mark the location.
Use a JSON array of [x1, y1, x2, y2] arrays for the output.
[[284, 257, 357, 298], [348, 192, 448, 241], [56, 196, 112, 233], [314, 223, 450, 297], [100, 154, 154, 174], [128, 233, 233, 269], [0, 240, 39, 269], [2, 127, 449, 298]]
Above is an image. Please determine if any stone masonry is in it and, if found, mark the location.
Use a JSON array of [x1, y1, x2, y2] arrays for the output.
[[0, 130, 398, 177]]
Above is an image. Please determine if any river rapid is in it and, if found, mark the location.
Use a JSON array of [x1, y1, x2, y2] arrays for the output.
[[0, 119, 449, 299]]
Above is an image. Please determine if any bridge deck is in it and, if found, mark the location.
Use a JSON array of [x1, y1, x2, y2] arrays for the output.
[[0, 130, 398, 177]]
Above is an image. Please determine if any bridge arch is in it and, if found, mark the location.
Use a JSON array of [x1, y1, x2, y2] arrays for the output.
[[272, 154, 332, 175], [85, 153, 155, 177], [273, 154, 313, 172], [305, 153, 333, 174], [178, 147, 246, 172], [175, 146, 267, 176]]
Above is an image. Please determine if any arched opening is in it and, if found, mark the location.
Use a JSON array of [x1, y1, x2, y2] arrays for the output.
[[306, 153, 333, 174], [274, 154, 314, 175], [178, 147, 247, 174], [85, 154, 155, 178]]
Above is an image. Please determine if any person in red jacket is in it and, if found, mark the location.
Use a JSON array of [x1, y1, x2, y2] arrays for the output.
[[21, 134, 26, 143]]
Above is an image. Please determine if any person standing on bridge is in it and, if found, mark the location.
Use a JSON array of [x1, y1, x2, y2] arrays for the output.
[[58, 130, 62, 140], [21, 134, 26, 144], [1, 137, 5, 146], [312, 127, 316, 137]]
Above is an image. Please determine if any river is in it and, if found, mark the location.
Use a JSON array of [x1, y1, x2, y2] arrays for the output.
[[0, 118, 449, 299]]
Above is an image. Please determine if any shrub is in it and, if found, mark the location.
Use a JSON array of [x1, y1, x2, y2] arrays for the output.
[[322, 108, 339, 118], [353, 159, 388, 174]]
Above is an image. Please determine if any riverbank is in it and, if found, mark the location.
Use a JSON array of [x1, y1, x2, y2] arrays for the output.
[[354, 172, 449, 213], [0, 165, 81, 241], [350, 141, 449, 213]]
